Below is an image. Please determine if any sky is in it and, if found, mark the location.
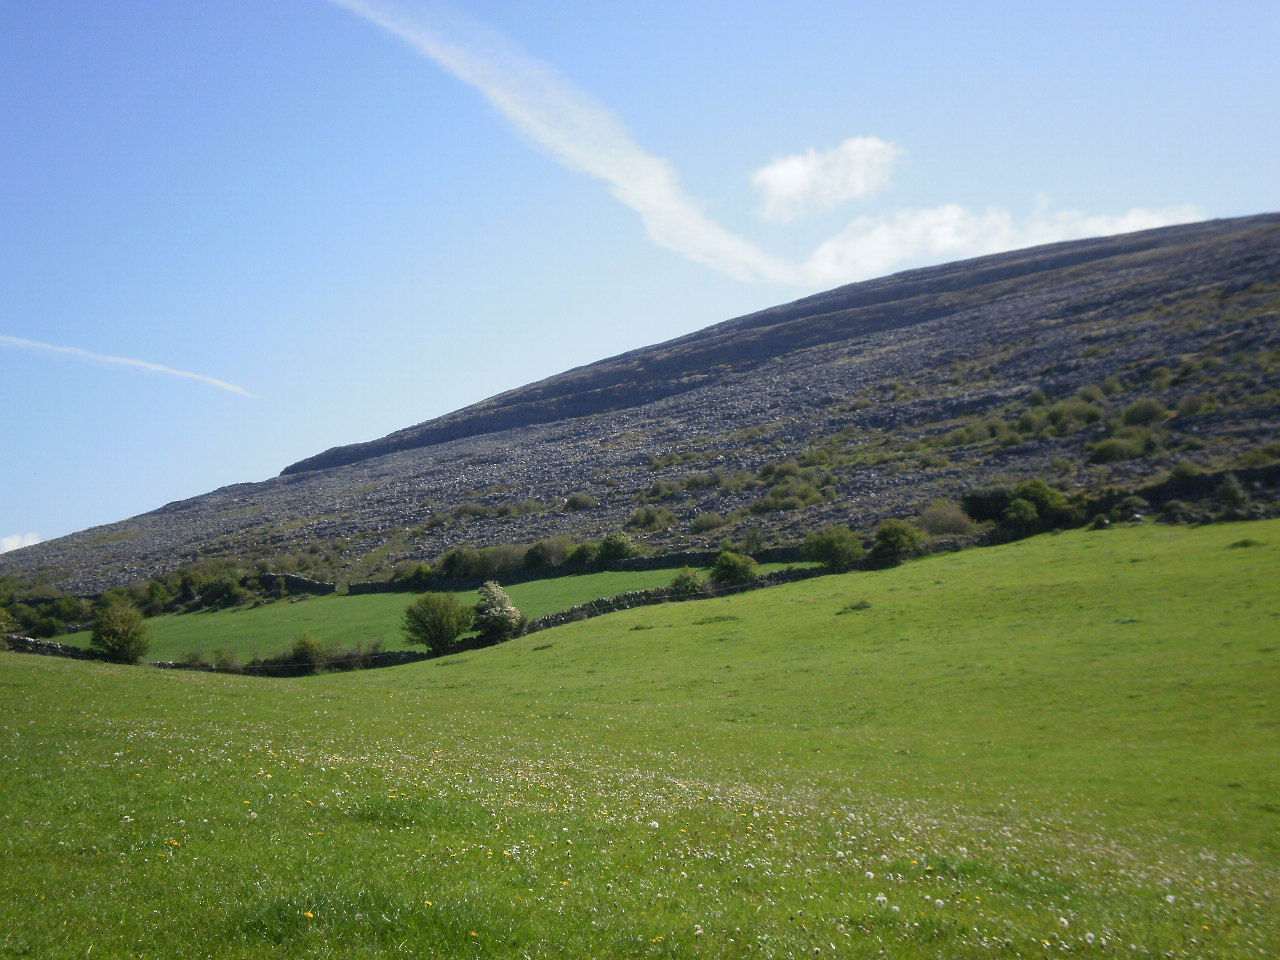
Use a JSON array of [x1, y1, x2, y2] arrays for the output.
[[2, 0, 1277, 551]]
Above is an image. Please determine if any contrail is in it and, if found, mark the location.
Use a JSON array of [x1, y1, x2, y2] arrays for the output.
[[0, 334, 256, 397], [325, 0, 1199, 286], [326, 0, 799, 283]]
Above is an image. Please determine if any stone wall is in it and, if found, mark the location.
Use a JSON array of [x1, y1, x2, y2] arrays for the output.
[[522, 566, 824, 635], [3, 635, 107, 661]]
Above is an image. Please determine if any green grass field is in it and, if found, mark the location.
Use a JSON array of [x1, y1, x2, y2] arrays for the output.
[[2, 520, 1278, 958], [59, 563, 801, 662]]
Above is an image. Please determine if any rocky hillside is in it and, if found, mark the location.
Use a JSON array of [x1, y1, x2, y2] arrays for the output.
[[6, 213, 1279, 593]]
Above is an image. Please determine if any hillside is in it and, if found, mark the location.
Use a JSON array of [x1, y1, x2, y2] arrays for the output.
[[2, 520, 1277, 958], [4, 213, 1279, 593]]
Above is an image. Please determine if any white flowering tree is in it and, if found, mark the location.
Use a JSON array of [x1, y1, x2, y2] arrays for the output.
[[473, 581, 524, 643]]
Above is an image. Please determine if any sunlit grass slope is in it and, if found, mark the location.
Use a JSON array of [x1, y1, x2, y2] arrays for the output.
[[2, 520, 1277, 959], [60, 563, 799, 661]]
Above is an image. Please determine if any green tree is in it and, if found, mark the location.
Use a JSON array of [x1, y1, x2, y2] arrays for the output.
[[803, 525, 865, 572], [1003, 497, 1039, 534], [867, 519, 924, 568], [598, 531, 638, 564], [669, 567, 707, 597], [473, 582, 523, 643], [402, 593, 473, 652], [89, 601, 151, 664], [710, 550, 760, 585]]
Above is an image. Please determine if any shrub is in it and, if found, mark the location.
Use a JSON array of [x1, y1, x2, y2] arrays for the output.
[[0, 607, 14, 636], [1176, 394, 1205, 416], [640, 480, 683, 503], [179, 649, 210, 669], [392, 562, 436, 588], [669, 567, 707, 597], [567, 541, 601, 568], [867, 519, 924, 568], [213, 648, 241, 673], [803, 525, 865, 572], [627, 505, 676, 532], [402, 593, 473, 652], [710, 550, 760, 585], [523, 536, 575, 570], [961, 484, 1016, 522], [749, 480, 824, 514], [89, 601, 151, 664], [919, 500, 974, 536], [439, 546, 483, 579], [1089, 436, 1145, 463], [689, 512, 724, 533], [1010, 479, 1078, 528], [473, 581, 524, 643], [1216, 473, 1250, 515], [564, 492, 598, 511], [598, 531, 638, 564], [1122, 398, 1171, 426], [1003, 497, 1039, 533], [288, 632, 329, 674]]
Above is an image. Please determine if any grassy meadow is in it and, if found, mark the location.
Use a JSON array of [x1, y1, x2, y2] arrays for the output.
[[58, 563, 801, 662], [2, 520, 1278, 958]]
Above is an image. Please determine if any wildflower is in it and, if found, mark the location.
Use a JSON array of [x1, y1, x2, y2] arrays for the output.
[[304, 911, 314, 919]]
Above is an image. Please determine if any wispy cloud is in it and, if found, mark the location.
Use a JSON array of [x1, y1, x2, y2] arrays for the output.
[[753, 137, 903, 222], [327, 0, 796, 283], [0, 335, 255, 397], [0, 533, 40, 554], [329, 0, 1201, 287], [804, 201, 1203, 284]]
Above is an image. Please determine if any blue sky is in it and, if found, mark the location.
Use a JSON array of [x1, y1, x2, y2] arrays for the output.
[[2, 0, 1277, 551]]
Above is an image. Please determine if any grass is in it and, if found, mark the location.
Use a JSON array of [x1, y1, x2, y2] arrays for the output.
[[59, 563, 801, 662], [1, 520, 1277, 958]]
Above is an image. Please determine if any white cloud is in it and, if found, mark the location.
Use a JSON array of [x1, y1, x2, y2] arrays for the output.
[[0, 533, 40, 554], [329, 1, 1201, 289], [801, 201, 1203, 285], [753, 137, 903, 222], [0, 335, 255, 397]]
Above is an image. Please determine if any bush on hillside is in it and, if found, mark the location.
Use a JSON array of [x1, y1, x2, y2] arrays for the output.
[[803, 525, 865, 572], [89, 601, 150, 664], [867, 519, 924, 568], [564, 492, 598, 511], [627, 506, 676, 532], [567, 541, 602, 569], [473, 581, 524, 644], [669, 567, 707, 597], [523, 536, 575, 570], [689, 512, 725, 533], [288, 632, 329, 674], [919, 500, 975, 536], [403, 593, 474, 653], [598, 531, 639, 564], [710, 550, 760, 586], [1122, 398, 1171, 426], [1089, 435, 1147, 463]]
